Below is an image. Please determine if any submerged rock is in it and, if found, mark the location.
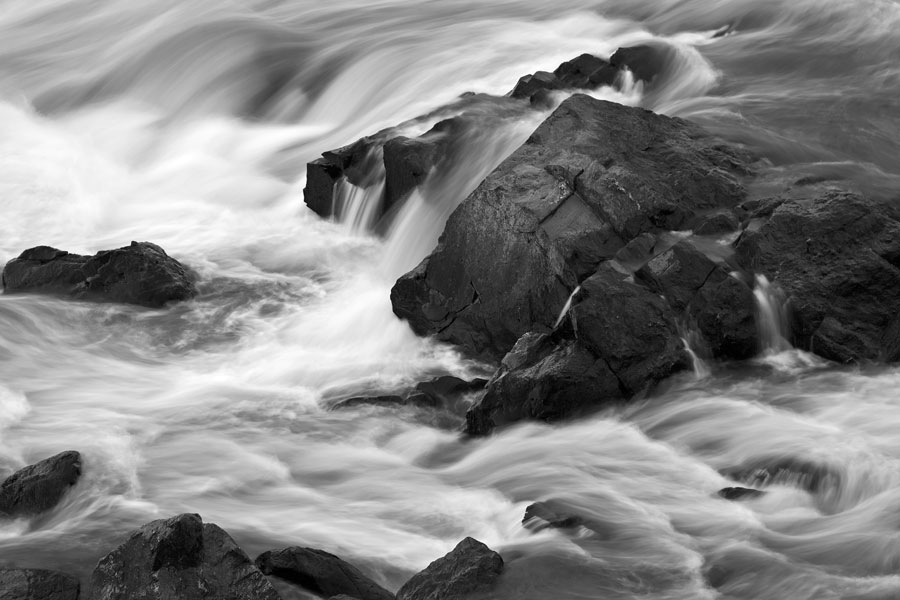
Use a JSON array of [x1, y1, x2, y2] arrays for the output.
[[396, 537, 503, 600], [0, 568, 80, 600], [391, 93, 749, 362], [255, 547, 394, 600], [2, 242, 196, 308], [717, 487, 766, 501], [0, 451, 81, 519], [522, 501, 584, 531], [91, 513, 280, 600], [735, 190, 900, 362]]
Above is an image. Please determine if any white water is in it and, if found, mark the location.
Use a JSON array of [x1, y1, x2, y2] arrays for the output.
[[3, 1, 900, 599]]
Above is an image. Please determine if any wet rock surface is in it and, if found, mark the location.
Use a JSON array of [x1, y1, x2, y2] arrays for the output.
[[2, 242, 196, 308], [91, 513, 280, 600], [0, 568, 80, 600], [0, 451, 81, 519], [396, 538, 503, 600], [255, 547, 394, 600]]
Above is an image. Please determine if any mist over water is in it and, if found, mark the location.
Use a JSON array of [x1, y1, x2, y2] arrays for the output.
[[3, 1, 900, 598]]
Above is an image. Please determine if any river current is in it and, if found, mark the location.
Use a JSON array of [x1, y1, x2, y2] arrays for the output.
[[2, 1, 900, 598]]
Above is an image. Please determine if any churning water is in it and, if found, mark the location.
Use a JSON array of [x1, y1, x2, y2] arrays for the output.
[[3, 1, 900, 598]]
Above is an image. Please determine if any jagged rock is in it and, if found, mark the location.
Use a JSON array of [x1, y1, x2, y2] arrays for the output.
[[609, 44, 674, 85], [465, 265, 689, 434], [694, 211, 740, 235], [255, 547, 393, 600], [2, 242, 196, 308], [735, 190, 900, 362], [396, 538, 503, 600], [91, 513, 280, 600], [0, 451, 81, 519], [717, 487, 766, 501], [391, 93, 749, 362], [408, 376, 487, 413], [510, 53, 618, 101], [636, 241, 758, 359], [383, 137, 438, 209], [0, 568, 80, 600]]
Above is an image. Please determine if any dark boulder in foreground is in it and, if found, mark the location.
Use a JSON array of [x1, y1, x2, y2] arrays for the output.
[[391, 93, 750, 362], [2, 242, 196, 308], [0, 568, 80, 600], [0, 451, 81, 519], [465, 265, 689, 434], [255, 547, 394, 600], [91, 513, 280, 600], [735, 190, 900, 362], [396, 537, 503, 600]]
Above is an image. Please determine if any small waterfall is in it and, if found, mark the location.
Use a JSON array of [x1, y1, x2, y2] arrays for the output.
[[753, 274, 791, 353], [332, 177, 387, 234], [680, 331, 711, 380], [554, 285, 582, 329]]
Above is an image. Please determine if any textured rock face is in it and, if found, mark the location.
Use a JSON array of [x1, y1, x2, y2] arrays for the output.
[[91, 513, 280, 600], [0, 451, 81, 518], [2, 242, 196, 308], [735, 190, 900, 362], [396, 538, 503, 600], [0, 568, 80, 600], [465, 266, 689, 434], [392, 94, 749, 362], [255, 547, 394, 600]]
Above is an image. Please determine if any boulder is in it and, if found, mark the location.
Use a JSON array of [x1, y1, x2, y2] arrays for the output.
[[465, 265, 689, 434], [2, 242, 196, 308], [0, 451, 81, 519], [91, 513, 280, 600], [396, 538, 503, 600], [255, 547, 393, 600], [734, 190, 900, 362], [510, 53, 619, 102], [391, 93, 750, 361], [608, 44, 674, 85], [717, 487, 765, 501], [0, 568, 80, 600], [636, 241, 758, 359], [694, 211, 740, 235], [522, 501, 584, 531]]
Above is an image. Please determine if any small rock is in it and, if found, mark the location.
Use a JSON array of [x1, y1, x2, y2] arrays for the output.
[[0, 451, 81, 519], [717, 487, 766, 501], [522, 502, 584, 531], [396, 538, 503, 600], [0, 568, 80, 600], [91, 513, 280, 600], [255, 547, 394, 600], [2, 242, 196, 308]]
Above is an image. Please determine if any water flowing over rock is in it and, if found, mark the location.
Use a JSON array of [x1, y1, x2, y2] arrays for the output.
[[391, 93, 750, 363], [396, 537, 503, 600], [255, 547, 394, 600], [0, 451, 81, 519], [735, 190, 900, 362], [2, 242, 197, 308], [0, 568, 80, 600], [91, 513, 280, 600]]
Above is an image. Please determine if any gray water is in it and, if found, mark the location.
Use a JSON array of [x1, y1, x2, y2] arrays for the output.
[[2, 1, 900, 598]]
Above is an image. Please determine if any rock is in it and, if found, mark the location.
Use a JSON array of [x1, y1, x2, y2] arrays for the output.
[[636, 241, 758, 359], [332, 395, 407, 410], [303, 137, 384, 220], [91, 513, 280, 600], [391, 93, 749, 361], [522, 501, 584, 531], [465, 265, 689, 434], [255, 547, 393, 600], [382, 137, 439, 210], [0, 451, 81, 519], [396, 538, 503, 600], [510, 53, 619, 102], [694, 211, 740, 235], [410, 376, 487, 413], [2, 242, 197, 308], [0, 568, 80, 600], [734, 190, 900, 362], [609, 44, 674, 85], [720, 458, 840, 494], [717, 487, 766, 501]]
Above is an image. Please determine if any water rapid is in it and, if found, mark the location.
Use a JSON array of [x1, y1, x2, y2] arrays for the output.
[[3, 1, 900, 599]]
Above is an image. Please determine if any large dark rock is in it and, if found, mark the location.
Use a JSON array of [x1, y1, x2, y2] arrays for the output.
[[636, 241, 758, 359], [735, 190, 900, 362], [0, 451, 81, 519], [465, 265, 689, 434], [255, 547, 393, 600], [396, 538, 503, 600], [91, 513, 280, 600], [391, 93, 750, 362], [510, 53, 619, 102], [0, 568, 80, 600], [2, 242, 196, 308], [609, 44, 674, 85]]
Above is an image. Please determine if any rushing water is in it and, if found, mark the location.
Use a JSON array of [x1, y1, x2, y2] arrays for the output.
[[3, 1, 900, 598]]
